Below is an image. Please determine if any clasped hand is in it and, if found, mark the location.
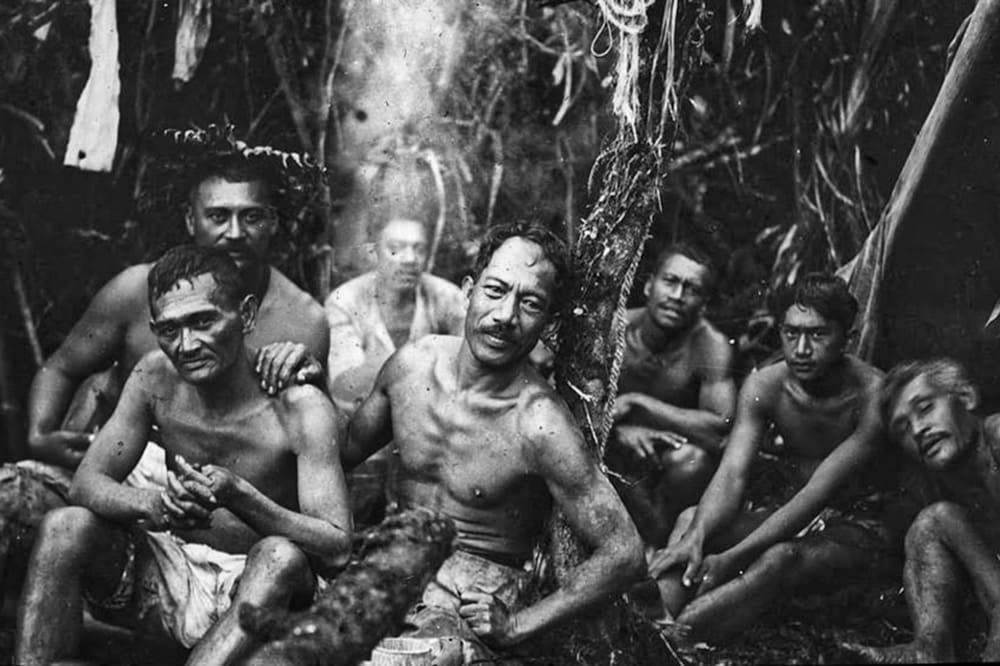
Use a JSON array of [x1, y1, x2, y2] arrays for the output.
[[648, 534, 745, 596], [147, 455, 241, 532], [459, 589, 519, 647]]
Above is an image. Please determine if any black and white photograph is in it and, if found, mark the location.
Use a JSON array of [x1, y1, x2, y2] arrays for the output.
[[2, 0, 999, 663]]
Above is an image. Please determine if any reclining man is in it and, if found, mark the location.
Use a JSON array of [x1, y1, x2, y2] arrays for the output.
[[845, 359, 1000, 663], [647, 273, 896, 644], [610, 243, 736, 545], [7, 148, 329, 575], [16, 246, 352, 666], [344, 222, 644, 662]]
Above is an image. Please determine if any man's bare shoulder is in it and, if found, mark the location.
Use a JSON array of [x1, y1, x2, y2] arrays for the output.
[[89, 263, 153, 320], [743, 363, 786, 395], [323, 272, 374, 313], [420, 272, 463, 297], [126, 349, 176, 392], [268, 267, 325, 320], [517, 378, 586, 459], [845, 355, 885, 393], [384, 335, 461, 380], [691, 317, 735, 363], [277, 384, 338, 429]]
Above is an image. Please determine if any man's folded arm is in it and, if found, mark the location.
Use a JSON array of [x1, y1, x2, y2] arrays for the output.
[[69, 356, 160, 522]]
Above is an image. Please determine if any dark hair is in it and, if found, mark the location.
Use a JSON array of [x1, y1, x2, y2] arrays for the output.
[[880, 358, 977, 430], [184, 154, 279, 208], [471, 222, 570, 313], [651, 242, 718, 294], [148, 245, 247, 312], [771, 273, 858, 333]]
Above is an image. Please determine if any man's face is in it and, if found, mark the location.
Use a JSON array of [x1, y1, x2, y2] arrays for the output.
[[463, 237, 556, 368], [150, 273, 248, 384], [889, 375, 975, 472], [779, 305, 846, 382], [644, 254, 710, 332], [186, 177, 276, 273], [375, 219, 428, 290]]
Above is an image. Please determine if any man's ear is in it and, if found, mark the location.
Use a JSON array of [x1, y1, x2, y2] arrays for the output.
[[957, 383, 980, 412], [541, 317, 561, 345], [643, 278, 652, 301], [184, 207, 196, 237], [362, 241, 377, 268], [239, 294, 259, 333], [461, 275, 474, 300]]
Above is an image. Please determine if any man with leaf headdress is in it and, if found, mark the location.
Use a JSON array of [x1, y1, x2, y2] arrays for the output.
[[8, 126, 330, 583]]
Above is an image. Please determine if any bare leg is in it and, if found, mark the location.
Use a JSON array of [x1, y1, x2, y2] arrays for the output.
[[845, 501, 1000, 663], [186, 536, 315, 666], [15, 506, 130, 666], [651, 445, 715, 544], [677, 530, 870, 644], [653, 507, 770, 622]]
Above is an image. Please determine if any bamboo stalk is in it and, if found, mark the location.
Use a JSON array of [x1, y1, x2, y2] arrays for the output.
[[12, 266, 43, 367]]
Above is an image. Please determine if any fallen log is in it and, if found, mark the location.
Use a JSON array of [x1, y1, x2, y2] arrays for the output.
[[241, 508, 456, 666]]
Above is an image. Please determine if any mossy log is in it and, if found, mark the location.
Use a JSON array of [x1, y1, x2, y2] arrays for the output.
[[241, 509, 456, 666]]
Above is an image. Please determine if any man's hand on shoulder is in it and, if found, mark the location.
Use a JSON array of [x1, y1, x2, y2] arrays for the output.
[[254, 342, 325, 395]]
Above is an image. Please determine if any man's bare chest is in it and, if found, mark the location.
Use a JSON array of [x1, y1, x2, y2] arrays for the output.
[[772, 394, 860, 459], [618, 345, 701, 406], [390, 387, 532, 505], [153, 400, 294, 482]]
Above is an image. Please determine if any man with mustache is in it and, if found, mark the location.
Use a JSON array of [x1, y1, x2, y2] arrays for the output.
[[609, 244, 736, 546], [325, 217, 465, 415], [343, 222, 644, 662], [646, 273, 896, 644], [7, 152, 330, 573], [325, 217, 465, 525], [16, 245, 351, 666], [844, 359, 1000, 663]]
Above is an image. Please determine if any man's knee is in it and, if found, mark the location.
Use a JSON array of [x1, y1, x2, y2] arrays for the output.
[[35, 506, 102, 557], [906, 502, 968, 552], [246, 536, 310, 584], [662, 444, 714, 485], [757, 541, 802, 577]]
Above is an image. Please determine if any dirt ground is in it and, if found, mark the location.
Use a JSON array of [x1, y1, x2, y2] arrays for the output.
[[0, 565, 989, 664]]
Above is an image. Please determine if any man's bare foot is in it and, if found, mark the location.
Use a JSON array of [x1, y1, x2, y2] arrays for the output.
[[839, 640, 946, 664]]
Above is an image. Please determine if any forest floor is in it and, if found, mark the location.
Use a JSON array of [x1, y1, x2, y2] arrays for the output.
[[0, 579, 989, 664]]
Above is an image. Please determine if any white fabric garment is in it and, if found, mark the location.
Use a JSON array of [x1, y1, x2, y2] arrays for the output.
[[172, 0, 213, 84], [144, 531, 246, 648], [63, 0, 120, 172]]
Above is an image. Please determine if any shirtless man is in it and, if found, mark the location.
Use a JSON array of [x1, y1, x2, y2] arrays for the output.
[[845, 359, 1000, 663], [325, 216, 465, 415], [326, 217, 465, 525], [16, 246, 352, 666], [646, 273, 893, 644], [5, 153, 329, 576], [610, 244, 736, 545], [343, 222, 644, 661]]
